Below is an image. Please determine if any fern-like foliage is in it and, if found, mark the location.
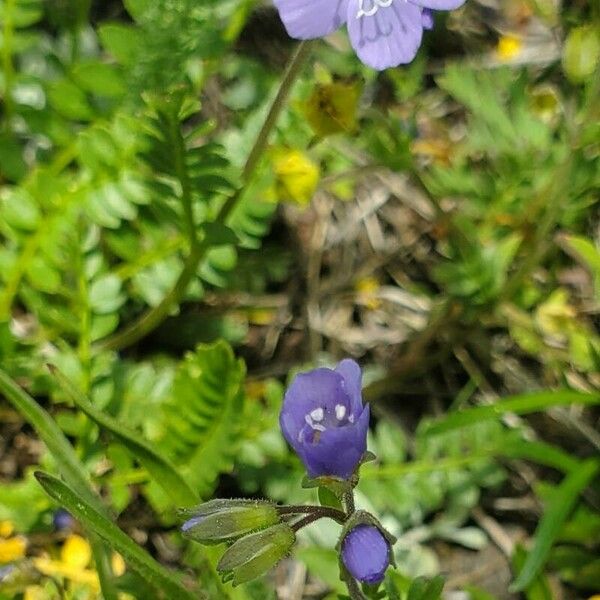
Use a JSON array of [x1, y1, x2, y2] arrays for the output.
[[157, 340, 246, 498]]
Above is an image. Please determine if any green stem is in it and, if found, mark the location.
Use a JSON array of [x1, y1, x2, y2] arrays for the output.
[[171, 110, 197, 245], [343, 491, 356, 515], [277, 504, 347, 523], [344, 574, 369, 600], [291, 513, 323, 532], [96, 41, 312, 352]]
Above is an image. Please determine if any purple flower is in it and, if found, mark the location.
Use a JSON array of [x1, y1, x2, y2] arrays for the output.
[[279, 359, 369, 480], [341, 524, 390, 584], [421, 8, 434, 30], [53, 509, 75, 531], [273, 0, 467, 70]]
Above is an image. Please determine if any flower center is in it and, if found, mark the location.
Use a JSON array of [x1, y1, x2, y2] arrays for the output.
[[302, 403, 355, 441], [356, 0, 394, 19]]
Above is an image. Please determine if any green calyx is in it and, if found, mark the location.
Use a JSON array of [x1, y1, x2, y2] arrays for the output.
[[217, 523, 296, 586], [180, 499, 279, 544]]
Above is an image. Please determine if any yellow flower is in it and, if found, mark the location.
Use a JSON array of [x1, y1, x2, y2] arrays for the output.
[[496, 35, 523, 61], [112, 552, 126, 577], [355, 276, 381, 310], [33, 534, 99, 590], [0, 536, 27, 563], [303, 82, 361, 137], [0, 521, 15, 538], [61, 534, 92, 570], [271, 149, 320, 205], [24, 587, 47, 600]]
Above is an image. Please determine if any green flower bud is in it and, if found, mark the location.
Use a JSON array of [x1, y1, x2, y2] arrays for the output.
[[180, 499, 279, 544], [217, 523, 296, 586]]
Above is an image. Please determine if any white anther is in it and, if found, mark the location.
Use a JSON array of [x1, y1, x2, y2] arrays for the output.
[[348, 414, 355, 423], [310, 407, 324, 422], [335, 404, 347, 420], [305, 413, 326, 432]]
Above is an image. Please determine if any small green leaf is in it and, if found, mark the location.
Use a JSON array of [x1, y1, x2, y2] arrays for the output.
[[98, 23, 143, 65], [34, 471, 200, 600], [89, 274, 125, 314], [0, 187, 40, 231], [72, 61, 126, 98], [47, 79, 94, 121], [510, 460, 599, 591], [318, 486, 344, 512], [407, 575, 445, 600]]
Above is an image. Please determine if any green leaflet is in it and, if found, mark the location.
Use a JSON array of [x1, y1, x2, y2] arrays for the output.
[[35, 471, 201, 600], [49, 364, 198, 507], [159, 340, 246, 497]]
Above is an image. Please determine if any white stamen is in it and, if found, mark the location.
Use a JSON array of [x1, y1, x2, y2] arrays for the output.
[[310, 407, 324, 422], [335, 404, 347, 420], [348, 414, 355, 423], [305, 412, 326, 432], [356, 0, 393, 19]]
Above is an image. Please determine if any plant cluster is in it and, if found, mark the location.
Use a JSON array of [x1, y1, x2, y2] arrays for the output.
[[0, 0, 599, 599]]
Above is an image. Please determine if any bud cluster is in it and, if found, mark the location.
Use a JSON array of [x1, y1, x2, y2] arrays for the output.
[[180, 360, 395, 597]]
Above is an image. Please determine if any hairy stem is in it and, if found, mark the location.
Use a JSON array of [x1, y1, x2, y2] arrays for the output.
[[278, 504, 347, 523], [344, 574, 369, 600], [343, 491, 356, 515], [96, 41, 312, 352], [290, 513, 324, 532]]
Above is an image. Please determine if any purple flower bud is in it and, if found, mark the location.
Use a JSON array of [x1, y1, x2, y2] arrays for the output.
[[279, 359, 370, 480], [341, 525, 390, 585]]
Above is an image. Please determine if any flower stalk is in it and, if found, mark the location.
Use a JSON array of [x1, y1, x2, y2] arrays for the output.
[[96, 41, 312, 353]]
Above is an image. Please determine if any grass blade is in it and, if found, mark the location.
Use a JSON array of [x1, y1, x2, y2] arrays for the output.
[[510, 459, 599, 592], [425, 390, 600, 435], [0, 368, 118, 599], [0, 368, 106, 514], [35, 471, 202, 600], [49, 364, 198, 507]]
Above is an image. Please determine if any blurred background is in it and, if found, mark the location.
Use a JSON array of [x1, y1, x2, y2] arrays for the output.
[[0, 0, 599, 598]]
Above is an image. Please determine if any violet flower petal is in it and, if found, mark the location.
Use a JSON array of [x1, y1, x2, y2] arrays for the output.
[[421, 8, 434, 30], [346, 0, 423, 71], [299, 404, 369, 479], [409, 0, 467, 9], [342, 525, 390, 584], [279, 368, 350, 449], [334, 358, 363, 416], [273, 0, 349, 39]]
